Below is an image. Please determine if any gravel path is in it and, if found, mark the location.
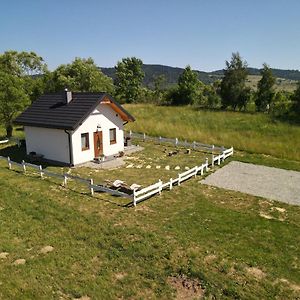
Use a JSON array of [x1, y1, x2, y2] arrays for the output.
[[201, 161, 300, 205]]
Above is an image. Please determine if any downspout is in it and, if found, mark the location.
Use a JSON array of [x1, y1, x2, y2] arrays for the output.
[[64, 129, 74, 167]]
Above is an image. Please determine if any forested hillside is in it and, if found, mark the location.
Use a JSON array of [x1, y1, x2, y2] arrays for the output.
[[101, 64, 300, 88]]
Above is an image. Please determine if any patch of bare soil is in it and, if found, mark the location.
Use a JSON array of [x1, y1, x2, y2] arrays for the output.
[[115, 272, 127, 280], [168, 275, 204, 299], [277, 278, 300, 293], [246, 267, 266, 280], [40, 245, 54, 254], [203, 254, 217, 264], [13, 258, 26, 265], [259, 212, 273, 220], [0, 252, 9, 259], [73, 296, 90, 300]]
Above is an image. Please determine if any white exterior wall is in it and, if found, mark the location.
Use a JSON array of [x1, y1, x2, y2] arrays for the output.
[[71, 103, 124, 165], [24, 126, 70, 164]]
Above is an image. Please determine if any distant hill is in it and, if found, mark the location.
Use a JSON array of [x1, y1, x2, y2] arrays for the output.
[[100, 64, 300, 90]]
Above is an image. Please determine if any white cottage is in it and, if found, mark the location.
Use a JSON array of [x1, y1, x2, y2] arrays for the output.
[[15, 90, 135, 166]]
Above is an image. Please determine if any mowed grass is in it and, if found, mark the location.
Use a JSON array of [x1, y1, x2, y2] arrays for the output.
[[0, 157, 300, 299], [125, 104, 300, 161], [0, 108, 300, 299]]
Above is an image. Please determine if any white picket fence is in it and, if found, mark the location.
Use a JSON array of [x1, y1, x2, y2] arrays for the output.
[[0, 156, 131, 199], [127, 131, 225, 152], [132, 147, 234, 206], [0, 139, 234, 207]]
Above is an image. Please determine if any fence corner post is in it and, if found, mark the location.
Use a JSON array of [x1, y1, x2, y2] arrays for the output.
[[90, 178, 94, 196], [175, 138, 178, 147], [159, 136, 162, 145], [39, 165, 43, 178], [7, 156, 11, 169], [205, 158, 209, 171], [22, 160, 26, 173], [201, 164, 204, 175]]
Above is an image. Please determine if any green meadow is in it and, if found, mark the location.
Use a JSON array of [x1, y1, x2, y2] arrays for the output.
[[0, 106, 299, 299]]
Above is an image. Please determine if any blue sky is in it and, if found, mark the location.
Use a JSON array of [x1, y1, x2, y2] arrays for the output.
[[0, 0, 299, 71]]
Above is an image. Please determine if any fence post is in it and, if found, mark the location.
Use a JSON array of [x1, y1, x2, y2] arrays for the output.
[[39, 165, 43, 178], [211, 145, 215, 167], [200, 165, 204, 176], [63, 175, 68, 187], [22, 160, 26, 173], [169, 178, 173, 190], [159, 136, 162, 145], [193, 141, 196, 149], [133, 191, 137, 207], [143, 133, 146, 141], [158, 179, 162, 195], [175, 138, 178, 147], [90, 179, 94, 196], [218, 155, 221, 165], [221, 146, 225, 162], [7, 156, 11, 169], [178, 174, 181, 186], [205, 158, 209, 171], [129, 130, 132, 138]]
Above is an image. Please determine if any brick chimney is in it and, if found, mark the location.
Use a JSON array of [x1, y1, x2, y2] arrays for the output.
[[64, 88, 72, 104]]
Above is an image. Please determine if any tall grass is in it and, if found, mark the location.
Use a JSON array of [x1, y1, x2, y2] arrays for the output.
[[125, 104, 300, 161]]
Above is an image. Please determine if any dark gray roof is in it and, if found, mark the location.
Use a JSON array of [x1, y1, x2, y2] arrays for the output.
[[15, 92, 135, 130]]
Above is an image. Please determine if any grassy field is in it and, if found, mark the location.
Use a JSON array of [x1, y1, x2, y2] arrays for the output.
[[246, 75, 298, 92], [125, 104, 300, 161], [0, 107, 300, 299], [0, 154, 300, 299]]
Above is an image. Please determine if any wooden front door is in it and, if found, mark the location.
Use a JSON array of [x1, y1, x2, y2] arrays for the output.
[[94, 131, 103, 157]]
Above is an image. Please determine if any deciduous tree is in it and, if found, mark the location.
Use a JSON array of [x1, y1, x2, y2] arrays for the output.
[[50, 57, 113, 93], [172, 66, 199, 105], [0, 72, 29, 137], [220, 52, 249, 110], [114, 57, 144, 103], [255, 63, 275, 112]]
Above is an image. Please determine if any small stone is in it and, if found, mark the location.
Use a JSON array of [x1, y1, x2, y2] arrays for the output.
[[13, 259, 26, 265], [146, 165, 151, 169], [40, 246, 54, 254], [156, 166, 161, 169], [175, 166, 180, 170], [0, 252, 9, 259], [185, 166, 190, 170], [165, 165, 170, 170]]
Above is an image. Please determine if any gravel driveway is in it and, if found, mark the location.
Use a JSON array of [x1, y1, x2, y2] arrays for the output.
[[201, 161, 300, 205]]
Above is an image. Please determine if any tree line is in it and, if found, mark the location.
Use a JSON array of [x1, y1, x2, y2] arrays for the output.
[[0, 50, 299, 137]]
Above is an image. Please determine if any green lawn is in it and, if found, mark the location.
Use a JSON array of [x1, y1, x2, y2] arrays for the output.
[[0, 107, 300, 299], [125, 104, 300, 161], [0, 155, 300, 299]]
